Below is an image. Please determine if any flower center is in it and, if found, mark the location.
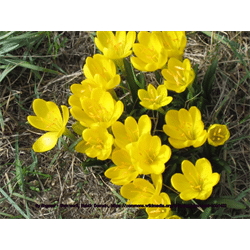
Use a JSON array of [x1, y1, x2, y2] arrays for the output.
[[211, 128, 225, 141]]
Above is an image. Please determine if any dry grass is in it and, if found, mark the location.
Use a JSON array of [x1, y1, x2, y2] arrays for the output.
[[0, 31, 249, 219]]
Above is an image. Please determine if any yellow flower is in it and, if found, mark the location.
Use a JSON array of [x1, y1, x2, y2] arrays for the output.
[[146, 193, 172, 219], [163, 106, 207, 149], [95, 31, 136, 60], [27, 99, 69, 152], [171, 158, 220, 201], [138, 84, 173, 110], [112, 115, 151, 150], [207, 124, 230, 147], [75, 126, 114, 160], [83, 54, 121, 90], [104, 149, 139, 185], [121, 174, 172, 218], [126, 133, 171, 175], [161, 58, 195, 93], [68, 80, 97, 108], [121, 174, 162, 205], [131, 31, 169, 72], [154, 31, 187, 60], [70, 88, 124, 129]]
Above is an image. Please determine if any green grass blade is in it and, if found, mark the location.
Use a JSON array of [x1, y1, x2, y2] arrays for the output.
[[0, 187, 29, 219], [0, 108, 4, 131], [0, 63, 18, 82], [12, 192, 39, 204], [0, 31, 15, 41], [15, 134, 24, 191]]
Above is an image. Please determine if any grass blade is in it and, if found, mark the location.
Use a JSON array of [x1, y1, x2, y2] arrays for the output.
[[0, 187, 29, 219]]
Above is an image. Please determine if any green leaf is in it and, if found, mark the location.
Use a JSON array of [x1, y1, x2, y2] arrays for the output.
[[15, 134, 24, 191], [211, 157, 232, 174], [201, 207, 212, 219], [0, 187, 29, 219], [137, 72, 146, 89], [29, 149, 38, 172], [207, 197, 246, 210], [163, 163, 177, 186], [201, 58, 218, 102], [235, 188, 250, 202], [0, 58, 60, 75], [155, 70, 163, 84], [0, 63, 18, 82], [123, 58, 141, 106]]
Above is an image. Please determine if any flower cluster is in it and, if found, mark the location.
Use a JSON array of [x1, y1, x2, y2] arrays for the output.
[[27, 31, 231, 219]]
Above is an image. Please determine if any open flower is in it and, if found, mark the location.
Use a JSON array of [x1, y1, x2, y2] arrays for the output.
[[146, 192, 172, 219], [171, 158, 220, 201], [95, 31, 136, 60], [70, 88, 124, 129], [75, 126, 114, 160], [207, 124, 230, 147], [112, 115, 152, 150], [163, 106, 207, 149], [154, 31, 187, 60], [126, 133, 171, 175], [138, 84, 173, 110], [131, 31, 169, 72], [68, 79, 97, 109], [121, 174, 172, 218], [83, 54, 121, 90], [162, 58, 195, 93], [104, 149, 139, 185], [27, 99, 69, 152], [121, 174, 162, 204]]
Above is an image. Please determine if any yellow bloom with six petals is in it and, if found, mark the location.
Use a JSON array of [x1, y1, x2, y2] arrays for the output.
[[83, 54, 121, 90], [95, 31, 136, 60], [121, 174, 163, 204], [207, 124, 230, 147], [112, 115, 151, 150], [68, 79, 98, 109], [138, 84, 173, 110], [121, 174, 172, 219], [162, 58, 195, 93], [104, 149, 139, 185], [153, 31, 187, 60], [131, 31, 169, 72], [163, 106, 207, 149], [126, 133, 171, 175], [171, 158, 220, 201], [27, 99, 69, 152], [70, 88, 124, 129], [75, 126, 114, 160]]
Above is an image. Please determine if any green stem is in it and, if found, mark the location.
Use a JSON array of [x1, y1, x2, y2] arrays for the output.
[[157, 107, 166, 115], [63, 127, 77, 141], [114, 58, 126, 76]]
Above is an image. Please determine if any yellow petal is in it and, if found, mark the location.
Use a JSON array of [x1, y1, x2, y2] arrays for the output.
[[32, 131, 59, 152], [151, 174, 162, 195], [61, 105, 69, 127], [180, 189, 199, 201], [124, 31, 136, 52], [27, 116, 58, 132], [124, 116, 139, 142], [138, 115, 152, 136], [130, 56, 148, 71], [171, 173, 190, 192], [168, 137, 193, 149], [75, 140, 90, 154], [165, 110, 180, 127], [32, 99, 49, 118], [181, 160, 200, 184]]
